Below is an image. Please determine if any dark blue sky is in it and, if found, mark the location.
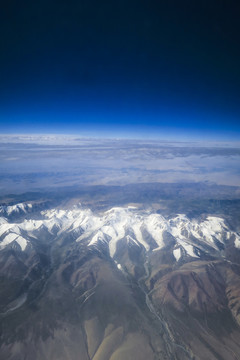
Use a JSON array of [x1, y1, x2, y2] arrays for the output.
[[1, 0, 240, 139]]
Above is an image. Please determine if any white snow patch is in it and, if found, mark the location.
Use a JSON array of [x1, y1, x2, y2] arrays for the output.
[[1, 233, 19, 247], [16, 236, 28, 251], [173, 248, 181, 261], [177, 240, 199, 258], [0, 233, 28, 250], [21, 219, 43, 231], [132, 223, 150, 251], [234, 235, 240, 249], [144, 214, 168, 249], [0, 223, 15, 237], [88, 231, 105, 246]]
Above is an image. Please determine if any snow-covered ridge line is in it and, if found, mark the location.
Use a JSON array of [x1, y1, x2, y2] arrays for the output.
[[0, 202, 33, 216], [0, 205, 239, 258]]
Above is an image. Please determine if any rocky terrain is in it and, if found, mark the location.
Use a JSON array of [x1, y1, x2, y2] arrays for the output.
[[1, 201, 240, 359]]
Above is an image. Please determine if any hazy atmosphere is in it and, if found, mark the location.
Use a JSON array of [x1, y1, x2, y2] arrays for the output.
[[0, 135, 240, 195]]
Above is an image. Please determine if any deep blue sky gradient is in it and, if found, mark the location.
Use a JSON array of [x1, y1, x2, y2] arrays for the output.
[[1, 0, 240, 139]]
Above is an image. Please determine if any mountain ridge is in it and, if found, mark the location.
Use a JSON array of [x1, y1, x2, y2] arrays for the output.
[[1, 201, 240, 359]]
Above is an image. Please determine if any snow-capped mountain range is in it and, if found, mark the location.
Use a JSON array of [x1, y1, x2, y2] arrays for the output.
[[1, 203, 239, 260], [1, 200, 240, 360]]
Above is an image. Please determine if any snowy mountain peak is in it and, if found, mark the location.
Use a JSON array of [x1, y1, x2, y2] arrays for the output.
[[0, 202, 33, 216], [0, 205, 239, 262]]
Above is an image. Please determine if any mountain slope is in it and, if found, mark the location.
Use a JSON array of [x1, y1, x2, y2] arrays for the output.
[[0, 203, 240, 359]]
